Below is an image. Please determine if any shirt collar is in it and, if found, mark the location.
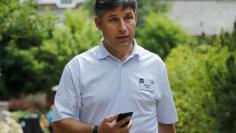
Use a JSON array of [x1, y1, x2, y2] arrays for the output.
[[96, 39, 111, 60], [96, 38, 142, 61], [131, 39, 142, 61]]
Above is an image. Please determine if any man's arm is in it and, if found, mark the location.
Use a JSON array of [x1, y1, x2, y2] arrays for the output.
[[158, 123, 176, 133], [52, 118, 94, 133], [52, 115, 132, 133]]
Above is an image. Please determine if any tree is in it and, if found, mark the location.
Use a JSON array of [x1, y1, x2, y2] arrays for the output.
[[165, 23, 236, 132], [0, 0, 100, 99], [0, 0, 55, 98], [196, 23, 236, 132], [212, 53, 236, 133], [136, 0, 170, 26], [165, 44, 230, 133], [136, 12, 191, 59], [39, 8, 100, 90]]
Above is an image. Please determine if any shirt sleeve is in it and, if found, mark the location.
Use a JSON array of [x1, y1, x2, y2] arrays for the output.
[[156, 62, 178, 124], [52, 64, 81, 122]]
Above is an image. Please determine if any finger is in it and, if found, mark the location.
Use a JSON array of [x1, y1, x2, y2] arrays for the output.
[[127, 120, 132, 129], [115, 116, 131, 128], [104, 114, 118, 123]]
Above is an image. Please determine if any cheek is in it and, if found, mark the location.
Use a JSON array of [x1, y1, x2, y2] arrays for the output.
[[104, 25, 116, 33], [105, 29, 115, 37], [102, 27, 116, 40], [127, 24, 136, 32]]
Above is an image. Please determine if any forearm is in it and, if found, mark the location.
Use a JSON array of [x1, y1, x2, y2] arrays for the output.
[[52, 118, 94, 133], [158, 123, 176, 133]]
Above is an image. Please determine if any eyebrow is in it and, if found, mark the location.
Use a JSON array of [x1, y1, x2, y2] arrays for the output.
[[108, 15, 117, 18], [108, 11, 133, 18], [125, 11, 133, 15]]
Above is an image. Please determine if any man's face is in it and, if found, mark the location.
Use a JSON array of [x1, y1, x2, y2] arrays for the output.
[[95, 7, 137, 48]]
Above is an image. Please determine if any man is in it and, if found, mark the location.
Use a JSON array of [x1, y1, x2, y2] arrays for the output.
[[52, 0, 178, 133]]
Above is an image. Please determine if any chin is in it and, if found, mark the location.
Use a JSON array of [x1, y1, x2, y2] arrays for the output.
[[118, 40, 132, 46], [118, 42, 131, 47]]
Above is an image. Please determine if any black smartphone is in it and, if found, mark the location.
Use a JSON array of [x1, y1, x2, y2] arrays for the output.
[[116, 112, 133, 127]]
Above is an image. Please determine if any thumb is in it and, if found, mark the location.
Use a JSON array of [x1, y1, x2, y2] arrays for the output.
[[104, 114, 118, 123]]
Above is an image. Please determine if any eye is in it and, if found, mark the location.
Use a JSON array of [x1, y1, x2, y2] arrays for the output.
[[124, 15, 134, 21], [109, 18, 117, 22]]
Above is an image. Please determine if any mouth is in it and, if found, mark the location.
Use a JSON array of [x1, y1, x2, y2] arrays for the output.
[[116, 36, 129, 41]]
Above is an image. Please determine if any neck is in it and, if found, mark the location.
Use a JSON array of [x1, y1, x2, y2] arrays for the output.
[[103, 41, 134, 62]]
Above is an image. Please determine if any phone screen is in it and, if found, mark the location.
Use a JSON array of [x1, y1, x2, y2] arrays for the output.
[[116, 112, 133, 127]]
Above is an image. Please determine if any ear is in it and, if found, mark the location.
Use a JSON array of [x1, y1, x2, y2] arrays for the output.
[[94, 16, 102, 30], [134, 12, 138, 26]]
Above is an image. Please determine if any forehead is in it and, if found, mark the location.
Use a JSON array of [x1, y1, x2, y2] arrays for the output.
[[103, 7, 135, 17]]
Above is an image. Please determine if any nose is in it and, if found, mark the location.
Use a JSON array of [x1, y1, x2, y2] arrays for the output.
[[118, 20, 127, 33]]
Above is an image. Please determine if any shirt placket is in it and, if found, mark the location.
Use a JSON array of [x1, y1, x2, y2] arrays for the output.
[[119, 63, 125, 92]]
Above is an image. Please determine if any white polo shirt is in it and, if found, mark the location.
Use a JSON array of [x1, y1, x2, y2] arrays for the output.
[[53, 39, 178, 133]]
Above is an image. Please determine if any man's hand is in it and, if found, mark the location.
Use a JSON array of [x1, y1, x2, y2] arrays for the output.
[[98, 114, 132, 133]]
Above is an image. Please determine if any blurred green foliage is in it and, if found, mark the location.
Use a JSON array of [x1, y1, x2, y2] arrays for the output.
[[10, 111, 33, 121], [39, 8, 100, 88], [166, 45, 228, 132], [166, 24, 236, 132], [0, 0, 56, 98], [136, 12, 191, 59], [136, 0, 170, 26], [0, 0, 99, 98], [195, 26, 236, 132]]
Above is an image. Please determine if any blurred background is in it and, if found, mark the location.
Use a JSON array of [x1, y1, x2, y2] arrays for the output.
[[0, 0, 235, 133]]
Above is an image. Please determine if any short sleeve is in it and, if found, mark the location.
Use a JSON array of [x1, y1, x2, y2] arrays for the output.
[[52, 64, 81, 122], [156, 62, 178, 124]]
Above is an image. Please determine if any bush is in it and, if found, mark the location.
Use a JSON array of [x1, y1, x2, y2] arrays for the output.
[[136, 12, 191, 59], [165, 44, 231, 133], [0, 1, 100, 98], [194, 23, 236, 132], [0, 0, 56, 98], [39, 8, 100, 89]]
